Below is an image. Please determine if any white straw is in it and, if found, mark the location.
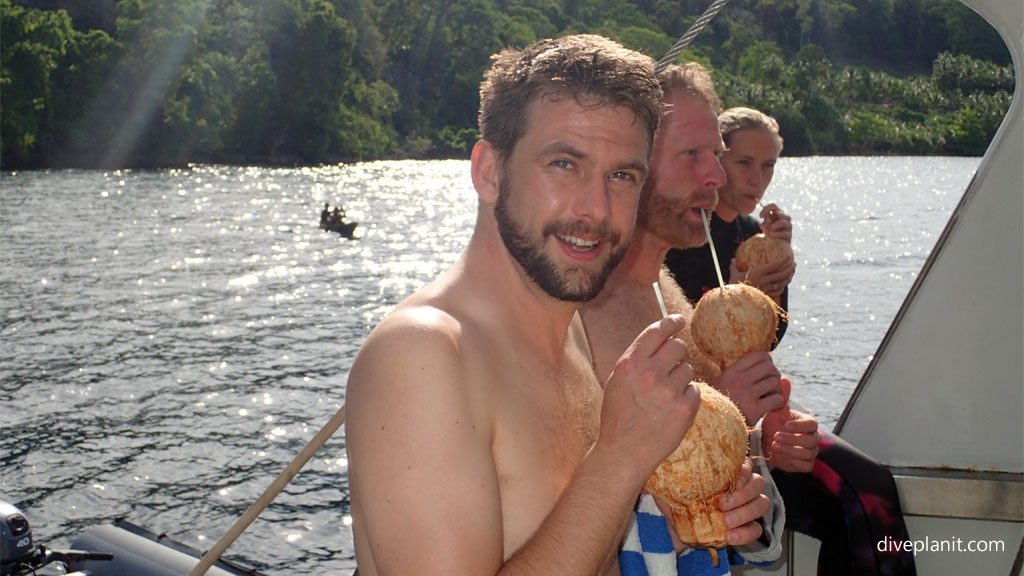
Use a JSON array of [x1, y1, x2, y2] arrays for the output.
[[700, 208, 726, 288], [652, 281, 669, 318]]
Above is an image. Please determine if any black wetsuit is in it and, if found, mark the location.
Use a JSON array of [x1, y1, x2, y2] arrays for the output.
[[664, 213, 917, 575], [775, 431, 918, 575]]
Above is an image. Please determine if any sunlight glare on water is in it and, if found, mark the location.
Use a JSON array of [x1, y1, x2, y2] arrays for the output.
[[1, 160, 475, 575], [768, 156, 972, 420]]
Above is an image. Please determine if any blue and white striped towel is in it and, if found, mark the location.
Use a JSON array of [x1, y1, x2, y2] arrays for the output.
[[619, 493, 731, 576], [619, 429, 786, 575], [618, 426, 786, 569]]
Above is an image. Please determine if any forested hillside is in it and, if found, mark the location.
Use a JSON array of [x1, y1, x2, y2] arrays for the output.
[[1, 0, 1013, 168]]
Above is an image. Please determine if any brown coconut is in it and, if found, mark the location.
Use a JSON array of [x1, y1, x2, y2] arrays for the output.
[[690, 284, 779, 368], [645, 382, 748, 552], [735, 233, 793, 272]]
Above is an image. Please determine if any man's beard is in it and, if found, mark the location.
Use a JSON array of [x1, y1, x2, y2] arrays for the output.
[[494, 176, 629, 302], [638, 181, 710, 249]]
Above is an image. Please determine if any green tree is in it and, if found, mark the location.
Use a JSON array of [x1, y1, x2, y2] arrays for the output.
[[229, 42, 276, 160], [738, 41, 785, 85], [1, 0, 1014, 166], [161, 50, 237, 163], [46, 27, 118, 166], [266, 0, 358, 161], [616, 25, 671, 60], [81, 0, 210, 167], [921, 0, 1011, 64], [1, 0, 75, 165], [932, 51, 1014, 93]]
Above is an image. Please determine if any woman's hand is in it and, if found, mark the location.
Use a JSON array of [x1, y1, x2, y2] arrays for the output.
[[759, 203, 792, 241], [729, 256, 796, 302]]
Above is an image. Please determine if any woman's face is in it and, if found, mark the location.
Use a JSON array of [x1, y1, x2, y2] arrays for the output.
[[718, 127, 783, 217]]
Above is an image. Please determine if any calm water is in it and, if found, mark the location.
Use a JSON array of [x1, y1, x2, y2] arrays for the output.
[[0, 157, 976, 574]]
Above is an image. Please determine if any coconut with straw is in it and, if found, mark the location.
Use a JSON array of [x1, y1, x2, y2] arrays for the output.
[[643, 209, 785, 564], [689, 212, 782, 369], [647, 282, 750, 566], [735, 233, 793, 274], [644, 379, 748, 564], [690, 283, 779, 369]]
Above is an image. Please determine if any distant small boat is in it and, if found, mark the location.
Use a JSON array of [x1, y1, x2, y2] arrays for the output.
[[321, 219, 358, 238]]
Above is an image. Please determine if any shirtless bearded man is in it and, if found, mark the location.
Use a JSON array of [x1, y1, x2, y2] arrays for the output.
[[346, 36, 770, 575]]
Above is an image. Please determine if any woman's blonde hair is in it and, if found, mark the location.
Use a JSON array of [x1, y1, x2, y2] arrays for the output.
[[718, 107, 782, 149]]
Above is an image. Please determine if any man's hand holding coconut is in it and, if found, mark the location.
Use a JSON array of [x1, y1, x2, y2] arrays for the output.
[[606, 315, 772, 551], [712, 351, 786, 426], [635, 290, 776, 565]]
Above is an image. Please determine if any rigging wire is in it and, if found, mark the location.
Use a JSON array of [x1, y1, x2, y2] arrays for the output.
[[655, 0, 731, 74]]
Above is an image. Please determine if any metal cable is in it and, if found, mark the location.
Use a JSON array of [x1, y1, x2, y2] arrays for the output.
[[655, 0, 731, 74]]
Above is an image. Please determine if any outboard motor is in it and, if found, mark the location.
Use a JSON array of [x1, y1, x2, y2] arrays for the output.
[[0, 501, 112, 576], [0, 501, 34, 575], [1, 501, 261, 575]]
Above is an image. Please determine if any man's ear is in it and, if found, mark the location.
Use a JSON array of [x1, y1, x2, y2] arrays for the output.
[[471, 139, 500, 205]]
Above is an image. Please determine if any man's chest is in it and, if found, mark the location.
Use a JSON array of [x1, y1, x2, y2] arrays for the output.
[[484, 349, 604, 553], [493, 349, 602, 471]]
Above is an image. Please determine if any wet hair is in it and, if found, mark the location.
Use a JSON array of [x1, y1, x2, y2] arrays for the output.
[[718, 106, 783, 148], [478, 34, 663, 161], [656, 62, 722, 116]]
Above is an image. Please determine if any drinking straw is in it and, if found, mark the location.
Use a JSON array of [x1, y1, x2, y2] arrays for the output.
[[653, 281, 670, 318], [700, 208, 726, 288]]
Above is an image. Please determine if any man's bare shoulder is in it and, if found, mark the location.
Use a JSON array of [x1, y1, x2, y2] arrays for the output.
[[355, 272, 485, 351], [349, 301, 466, 395], [368, 301, 462, 345], [345, 284, 496, 422], [346, 298, 502, 575]]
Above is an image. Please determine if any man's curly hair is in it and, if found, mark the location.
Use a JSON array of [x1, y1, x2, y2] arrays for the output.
[[478, 34, 663, 162]]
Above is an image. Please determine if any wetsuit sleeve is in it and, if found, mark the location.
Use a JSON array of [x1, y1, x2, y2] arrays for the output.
[[732, 427, 786, 564]]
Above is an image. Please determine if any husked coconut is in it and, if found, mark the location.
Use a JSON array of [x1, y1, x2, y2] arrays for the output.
[[645, 382, 748, 562], [735, 233, 793, 272], [690, 284, 778, 368]]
